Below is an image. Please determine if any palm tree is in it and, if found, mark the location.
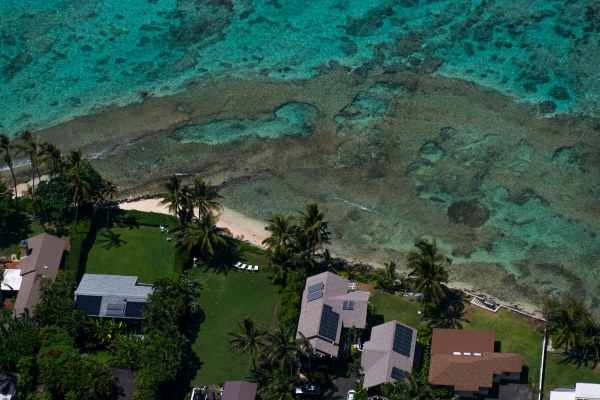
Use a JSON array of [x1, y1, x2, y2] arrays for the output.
[[175, 213, 232, 257], [430, 297, 468, 329], [261, 369, 296, 400], [159, 174, 188, 223], [263, 212, 297, 252], [407, 238, 452, 268], [15, 130, 42, 215], [408, 257, 448, 319], [228, 317, 267, 371], [40, 141, 63, 215], [265, 324, 299, 376], [399, 369, 435, 400], [554, 307, 582, 354], [65, 164, 91, 232], [338, 264, 356, 281], [350, 384, 368, 400], [0, 133, 18, 210], [297, 203, 332, 254], [188, 175, 223, 218], [269, 246, 291, 284], [101, 179, 119, 228]]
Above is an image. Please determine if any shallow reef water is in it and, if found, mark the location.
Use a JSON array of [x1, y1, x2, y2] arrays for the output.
[[1, 0, 600, 315]]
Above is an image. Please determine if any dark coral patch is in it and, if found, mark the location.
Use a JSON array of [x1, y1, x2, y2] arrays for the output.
[[447, 200, 490, 227]]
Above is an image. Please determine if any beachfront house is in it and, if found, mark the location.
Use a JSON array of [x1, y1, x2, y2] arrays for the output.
[[361, 320, 420, 391], [74, 274, 153, 318], [296, 271, 370, 372], [221, 381, 258, 400], [7, 233, 67, 318], [428, 328, 522, 398], [549, 383, 600, 400]]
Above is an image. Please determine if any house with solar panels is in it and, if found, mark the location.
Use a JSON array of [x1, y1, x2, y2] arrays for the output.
[[296, 272, 370, 371], [74, 274, 153, 319], [360, 320, 420, 391]]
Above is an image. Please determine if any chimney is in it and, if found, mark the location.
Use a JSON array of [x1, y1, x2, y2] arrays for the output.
[[20, 240, 29, 257]]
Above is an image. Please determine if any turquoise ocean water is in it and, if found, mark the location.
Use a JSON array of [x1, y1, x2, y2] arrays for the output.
[[1, 0, 600, 313]]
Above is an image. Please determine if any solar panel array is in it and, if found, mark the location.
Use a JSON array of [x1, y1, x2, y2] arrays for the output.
[[391, 366, 405, 380], [307, 291, 323, 302], [392, 323, 413, 357], [342, 301, 355, 310], [308, 282, 324, 293], [124, 302, 147, 319], [76, 295, 102, 316], [318, 305, 340, 341]]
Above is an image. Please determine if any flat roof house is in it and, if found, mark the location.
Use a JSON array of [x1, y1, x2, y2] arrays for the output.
[[549, 383, 600, 400], [74, 274, 153, 318], [12, 233, 66, 318], [428, 329, 522, 398], [297, 272, 370, 361], [361, 320, 420, 390]]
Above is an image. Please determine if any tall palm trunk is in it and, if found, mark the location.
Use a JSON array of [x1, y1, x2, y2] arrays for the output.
[[30, 166, 36, 221], [9, 166, 18, 211]]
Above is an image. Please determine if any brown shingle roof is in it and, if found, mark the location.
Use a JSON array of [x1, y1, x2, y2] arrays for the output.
[[430, 328, 495, 355], [13, 233, 66, 318], [428, 329, 522, 391], [361, 321, 417, 389], [296, 272, 370, 356], [428, 353, 522, 391]]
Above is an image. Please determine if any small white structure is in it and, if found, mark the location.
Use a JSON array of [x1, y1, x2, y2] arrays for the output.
[[549, 383, 600, 400], [1, 269, 22, 291]]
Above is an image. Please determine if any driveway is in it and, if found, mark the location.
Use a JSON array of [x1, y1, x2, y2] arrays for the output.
[[323, 375, 356, 399], [484, 383, 533, 400]]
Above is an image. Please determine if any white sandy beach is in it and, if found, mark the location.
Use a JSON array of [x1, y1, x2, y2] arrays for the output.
[[118, 199, 269, 249]]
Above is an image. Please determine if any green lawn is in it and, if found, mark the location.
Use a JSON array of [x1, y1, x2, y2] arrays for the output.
[[84, 226, 175, 283], [190, 252, 280, 386], [0, 219, 58, 257], [543, 348, 600, 395]]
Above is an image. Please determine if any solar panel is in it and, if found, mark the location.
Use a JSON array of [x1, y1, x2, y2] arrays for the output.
[[124, 302, 147, 318], [342, 301, 355, 310], [307, 291, 323, 302], [308, 282, 324, 293], [76, 295, 102, 316], [391, 367, 404, 380], [106, 309, 124, 317], [392, 323, 413, 357], [318, 305, 340, 341]]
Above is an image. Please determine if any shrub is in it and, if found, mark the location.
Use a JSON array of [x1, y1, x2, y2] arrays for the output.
[[235, 241, 268, 256], [99, 208, 177, 228], [277, 269, 306, 328]]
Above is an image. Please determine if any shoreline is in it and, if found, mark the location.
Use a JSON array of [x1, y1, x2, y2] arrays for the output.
[[118, 197, 542, 318]]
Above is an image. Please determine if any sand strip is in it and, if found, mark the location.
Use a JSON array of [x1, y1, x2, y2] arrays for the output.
[[117, 199, 268, 249]]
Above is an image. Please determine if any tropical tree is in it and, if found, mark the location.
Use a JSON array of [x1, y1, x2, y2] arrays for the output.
[[159, 174, 187, 223], [15, 130, 43, 216], [407, 238, 451, 268], [337, 263, 356, 281], [350, 384, 368, 400], [297, 203, 332, 254], [101, 178, 119, 228], [189, 175, 223, 217], [408, 258, 449, 319], [107, 332, 148, 371], [65, 162, 91, 231], [263, 212, 297, 252], [265, 324, 300, 376], [175, 212, 232, 257], [40, 141, 63, 216], [429, 296, 468, 329], [228, 317, 266, 371], [269, 246, 291, 284], [544, 293, 592, 354], [260, 369, 296, 400], [0, 133, 18, 209], [399, 369, 435, 400]]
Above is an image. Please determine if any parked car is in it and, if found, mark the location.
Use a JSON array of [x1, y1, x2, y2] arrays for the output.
[[347, 389, 356, 400], [296, 384, 322, 396]]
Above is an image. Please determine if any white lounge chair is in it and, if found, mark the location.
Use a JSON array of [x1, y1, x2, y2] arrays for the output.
[[234, 262, 241, 268], [240, 264, 246, 271], [253, 265, 259, 273]]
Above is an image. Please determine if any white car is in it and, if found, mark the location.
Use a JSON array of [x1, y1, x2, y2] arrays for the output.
[[347, 389, 356, 400]]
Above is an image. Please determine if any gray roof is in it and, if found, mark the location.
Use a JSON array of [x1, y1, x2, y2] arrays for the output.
[[361, 320, 417, 389], [297, 272, 370, 356], [222, 380, 258, 400], [75, 274, 153, 318], [13, 233, 66, 318]]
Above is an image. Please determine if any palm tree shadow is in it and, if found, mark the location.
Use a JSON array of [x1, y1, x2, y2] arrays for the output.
[[96, 230, 127, 250], [202, 245, 244, 275]]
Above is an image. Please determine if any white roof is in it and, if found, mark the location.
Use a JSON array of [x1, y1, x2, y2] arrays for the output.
[[549, 383, 600, 400], [1, 270, 22, 291], [576, 383, 600, 398]]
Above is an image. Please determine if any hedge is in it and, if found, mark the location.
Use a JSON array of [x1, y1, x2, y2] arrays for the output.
[[173, 245, 190, 274], [235, 241, 268, 256], [98, 208, 177, 228], [66, 217, 92, 275]]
